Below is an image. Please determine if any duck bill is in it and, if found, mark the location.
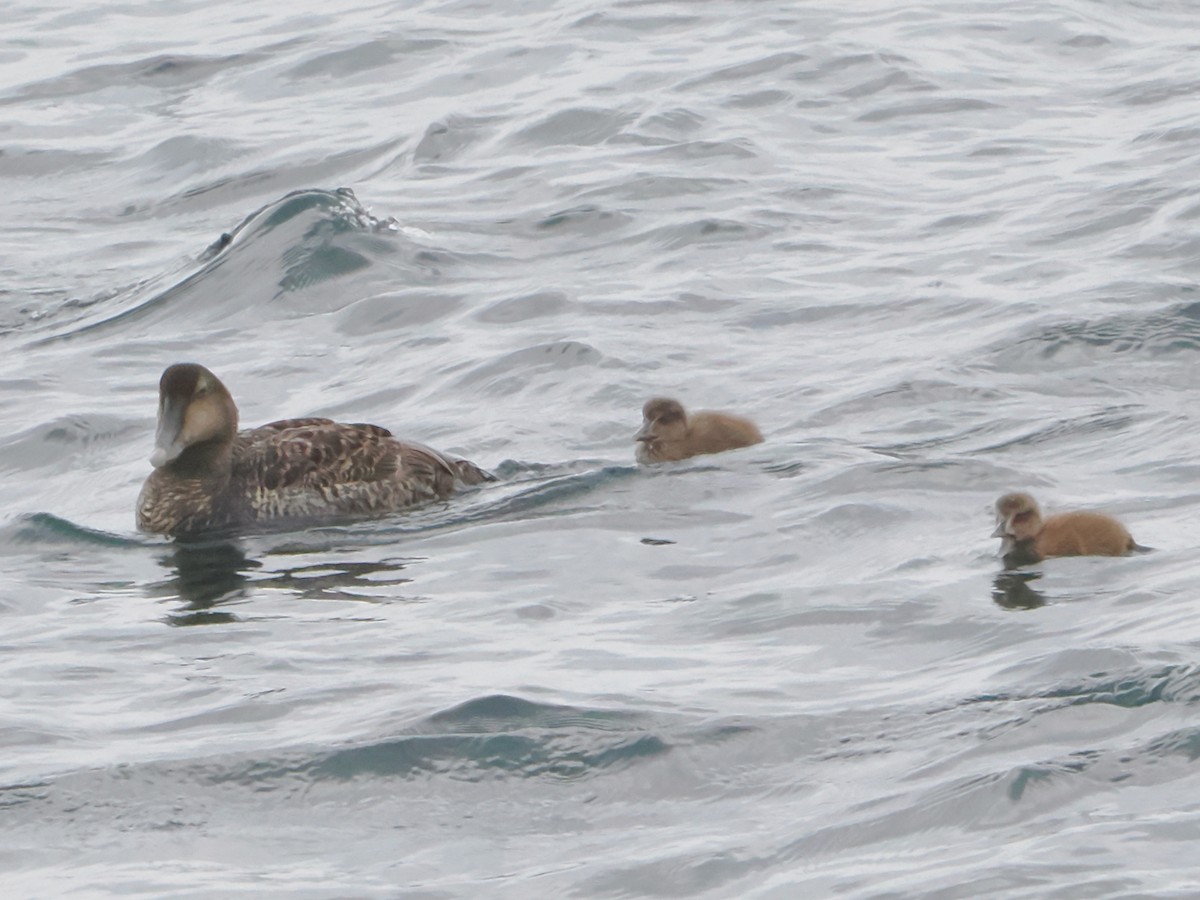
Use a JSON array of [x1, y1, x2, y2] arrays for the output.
[[990, 521, 1008, 538], [634, 421, 653, 443], [150, 398, 187, 468]]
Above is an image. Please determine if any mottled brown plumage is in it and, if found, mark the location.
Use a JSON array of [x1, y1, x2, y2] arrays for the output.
[[136, 364, 492, 537], [992, 491, 1138, 567], [634, 397, 762, 464]]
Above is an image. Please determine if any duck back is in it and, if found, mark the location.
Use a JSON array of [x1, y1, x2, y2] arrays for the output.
[[685, 411, 763, 457], [1034, 511, 1135, 559]]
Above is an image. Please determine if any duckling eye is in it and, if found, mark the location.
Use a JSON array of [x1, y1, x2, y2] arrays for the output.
[[195, 383, 209, 397]]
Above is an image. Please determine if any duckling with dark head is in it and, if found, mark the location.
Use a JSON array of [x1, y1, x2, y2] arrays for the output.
[[635, 397, 762, 464], [137, 363, 493, 537], [992, 491, 1138, 568]]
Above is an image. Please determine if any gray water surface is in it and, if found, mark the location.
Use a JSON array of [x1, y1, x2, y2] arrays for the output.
[[3, 0, 1200, 896]]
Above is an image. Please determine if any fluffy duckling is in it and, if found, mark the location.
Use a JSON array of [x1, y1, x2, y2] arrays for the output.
[[136, 363, 492, 537], [992, 491, 1138, 567], [634, 397, 762, 464]]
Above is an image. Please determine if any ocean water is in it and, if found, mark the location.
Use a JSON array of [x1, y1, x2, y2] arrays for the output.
[[3, 0, 1200, 895]]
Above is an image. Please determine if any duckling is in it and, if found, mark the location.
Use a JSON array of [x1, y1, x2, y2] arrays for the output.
[[992, 491, 1138, 567], [634, 397, 762, 464], [136, 363, 492, 537]]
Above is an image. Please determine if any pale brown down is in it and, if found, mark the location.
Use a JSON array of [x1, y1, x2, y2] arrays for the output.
[[634, 397, 762, 464]]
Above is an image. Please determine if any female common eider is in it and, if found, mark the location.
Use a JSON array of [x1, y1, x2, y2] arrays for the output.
[[136, 363, 493, 537], [992, 491, 1139, 567], [634, 397, 762, 464]]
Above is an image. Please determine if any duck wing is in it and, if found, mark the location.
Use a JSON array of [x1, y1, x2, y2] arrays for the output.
[[231, 419, 467, 520], [397, 439, 496, 485]]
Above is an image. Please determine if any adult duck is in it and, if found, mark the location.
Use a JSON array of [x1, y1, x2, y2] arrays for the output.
[[137, 363, 492, 537]]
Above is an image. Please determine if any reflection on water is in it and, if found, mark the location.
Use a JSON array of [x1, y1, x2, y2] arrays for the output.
[[992, 571, 1046, 610], [253, 556, 418, 602], [157, 539, 259, 626], [153, 538, 417, 625]]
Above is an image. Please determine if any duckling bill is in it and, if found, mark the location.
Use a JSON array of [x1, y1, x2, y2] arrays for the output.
[[137, 363, 492, 537], [635, 397, 762, 464], [992, 491, 1139, 567]]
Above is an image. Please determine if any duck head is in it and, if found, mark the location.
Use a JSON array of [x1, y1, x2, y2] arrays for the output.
[[992, 491, 1043, 542], [150, 363, 239, 468], [635, 397, 688, 446]]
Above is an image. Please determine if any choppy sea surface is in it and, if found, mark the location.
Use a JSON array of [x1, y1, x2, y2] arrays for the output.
[[4, 0, 1200, 896]]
